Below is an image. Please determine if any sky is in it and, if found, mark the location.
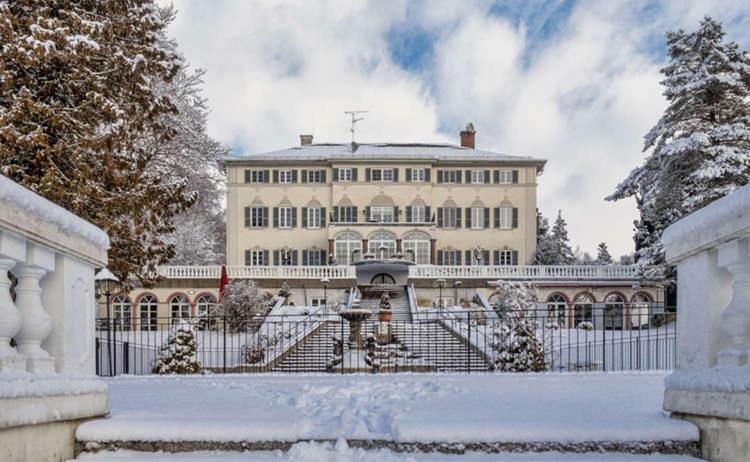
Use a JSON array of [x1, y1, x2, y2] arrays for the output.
[[163, 0, 750, 258]]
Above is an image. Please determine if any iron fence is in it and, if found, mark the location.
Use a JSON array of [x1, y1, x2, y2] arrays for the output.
[[95, 304, 676, 376]]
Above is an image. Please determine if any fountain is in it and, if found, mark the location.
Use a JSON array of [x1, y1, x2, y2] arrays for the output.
[[338, 306, 371, 348]]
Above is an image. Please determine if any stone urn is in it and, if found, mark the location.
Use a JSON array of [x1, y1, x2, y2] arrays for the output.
[[338, 308, 371, 348]]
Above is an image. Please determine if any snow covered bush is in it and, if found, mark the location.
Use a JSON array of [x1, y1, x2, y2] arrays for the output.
[[577, 321, 594, 331], [489, 282, 546, 372], [277, 281, 292, 299], [152, 322, 202, 374], [210, 280, 272, 332]]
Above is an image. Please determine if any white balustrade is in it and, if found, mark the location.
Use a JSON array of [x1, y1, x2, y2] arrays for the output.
[[157, 265, 357, 279], [13, 264, 54, 372], [408, 264, 640, 280], [0, 257, 24, 371]]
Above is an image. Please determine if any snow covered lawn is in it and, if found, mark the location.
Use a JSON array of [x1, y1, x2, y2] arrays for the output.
[[76, 372, 696, 445]]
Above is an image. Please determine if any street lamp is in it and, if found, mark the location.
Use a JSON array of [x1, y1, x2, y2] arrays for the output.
[[95, 268, 119, 376], [435, 278, 446, 315], [321, 277, 330, 317]]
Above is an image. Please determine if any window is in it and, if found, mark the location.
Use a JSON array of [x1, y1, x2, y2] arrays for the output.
[[368, 231, 397, 259], [573, 293, 594, 326], [371, 168, 394, 182], [307, 170, 324, 183], [471, 207, 485, 229], [113, 295, 131, 330], [307, 207, 321, 229], [247, 207, 265, 228], [246, 250, 266, 266], [403, 231, 430, 264], [443, 207, 458, 228], [170, 294, 190, 322], [411, 205, 426, 223], [497, 250, 513, 265], [469, 249, 489, 266], [411, 168, 426, 182], [334, 231, 362, 265], [442, 170, 459, 183], [604, 293, 625, 330], [244, 169, 266, 183], [279, 207, 293, 228], [339, 168, 353, 182], [139, 295, 158, 331], [195, 294, 216, 317], [442, 250, 460, 265], [471, 170, 485, 184], [546, 294, 567, 326], [496, 169, 513, 184], [370, 206, 394, 223], [497, 207, 513, 229], [278, 170, 292, 183], [631, 293, 651, 328], [305, 249, 324, 266], [337, 206, 356, 223], [311, 297, 327, 307]]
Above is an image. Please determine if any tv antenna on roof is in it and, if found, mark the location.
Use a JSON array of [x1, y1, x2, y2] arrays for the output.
[[345, 110, 368, 144]]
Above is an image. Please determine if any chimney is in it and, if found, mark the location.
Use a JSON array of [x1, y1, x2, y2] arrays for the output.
[[300, 134, 313, 146], [460, 122, 475, 149]]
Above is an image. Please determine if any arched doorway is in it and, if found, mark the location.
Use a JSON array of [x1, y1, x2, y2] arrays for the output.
[[370, 273, 396, 285]]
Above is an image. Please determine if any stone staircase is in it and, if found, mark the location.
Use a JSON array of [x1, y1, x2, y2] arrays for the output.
[[357, 284, 412, 322]]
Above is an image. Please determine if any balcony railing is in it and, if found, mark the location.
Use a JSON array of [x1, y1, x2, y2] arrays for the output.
[[408, 265, 642, 280], [157, 265, 357, 280]]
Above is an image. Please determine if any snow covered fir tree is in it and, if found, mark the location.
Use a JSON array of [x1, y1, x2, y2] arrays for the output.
[[595, 243, 614, 265], [152, 322, 202, 374], [608, 16, 750, 277], [489, 282, 546, 372], [535, 210, 576, 265], [210, 280, 271, 332]]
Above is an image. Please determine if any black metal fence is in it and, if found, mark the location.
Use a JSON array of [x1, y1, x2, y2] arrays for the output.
[[95, 304, 676, 376]]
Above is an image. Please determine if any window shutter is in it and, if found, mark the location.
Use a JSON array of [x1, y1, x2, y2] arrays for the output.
[[405, 168, 412, 182], [333, 168, 339, 182], [437, 170, 443, 183], [301, 170, 307, 183], [292, 170, 298, 183], [405, 206, 412, 223], [465, 170, 471, 183], [273, 250, 279, 266], [425, 206, 431, 222], [393, 169, 399, 182], [494, 207, 500, 228], [437, 208, 443, 227], [465, 250, 472, 265], [263, 170, 270, 183], [484, 207, 490, 228], [425, 168, 431, 182], [244, 170, 251, 183], [291, 207, 297, 228], [244, 207, 250, 227], [394, 206, 400, 223], [352, 206, 358, 223], [302, 250, 309, 266], [292, 250, 298, 266], [320, 208, 326, 227], [484, 170, 490, 184], [493, 170, 499, 184], [301, 207, 308, 228], [332, 206, 339, 223], [456, 250, 462, 265], [511, 250, 519, 265], [365, 168, 371, 181], [245, 250, 251, 266], [437, 250, 444, 265], [456, 207, 462, 227], [493, 250, 500, 265], [365, 206, 371, 221], [273, 207, 279, 228], [262, 207, 269, 227], [512, 170, 519, 184], [465, 208, 471, 228], [273, 170, 279, 183], [512, 208, 519, 228], [352, 168, 358, 182], [321, 170, 326, 183], [456, 170, 463, 183], [482, 250, 490, 265]]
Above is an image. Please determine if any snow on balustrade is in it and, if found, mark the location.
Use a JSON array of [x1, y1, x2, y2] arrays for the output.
[[157, 265, 357, 279], [408, 265, 641, 280]]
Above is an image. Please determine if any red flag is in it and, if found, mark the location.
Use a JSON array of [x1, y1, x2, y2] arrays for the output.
[[219, 265, 229, 301]]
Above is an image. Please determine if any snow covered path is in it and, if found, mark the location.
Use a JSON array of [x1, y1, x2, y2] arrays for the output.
[[76, 372, 697, 446]]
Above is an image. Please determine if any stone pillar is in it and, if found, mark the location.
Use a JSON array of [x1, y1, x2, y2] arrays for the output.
[[0, 258, 25, 371], [362, 239, 368, 255], [716, 238, 750, 366], [430, 239, 437, 265], [396, 239, 402, 253]]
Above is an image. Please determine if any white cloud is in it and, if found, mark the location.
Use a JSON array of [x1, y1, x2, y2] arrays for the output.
[[164, 0, 749, 258]]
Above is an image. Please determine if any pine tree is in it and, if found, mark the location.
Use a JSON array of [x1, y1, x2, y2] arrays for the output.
[[210, 280, 271, 332], [490, 281, 546, 372], [0, 2, 194, 287], [607, 17, 750, 275], [595, 243, 613, 265], [152, 322, 202, 374]]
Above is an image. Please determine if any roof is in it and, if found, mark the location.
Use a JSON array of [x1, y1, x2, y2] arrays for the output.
[[223, 142, 546, 167]]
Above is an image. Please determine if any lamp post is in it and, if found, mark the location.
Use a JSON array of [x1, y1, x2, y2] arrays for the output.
[[95, 268, 119, 376], [321, 277, 330, 317], [436, 278, 446, 315]]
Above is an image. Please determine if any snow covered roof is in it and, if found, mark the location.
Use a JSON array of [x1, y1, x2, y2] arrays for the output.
[[224, 143, 546, 167]]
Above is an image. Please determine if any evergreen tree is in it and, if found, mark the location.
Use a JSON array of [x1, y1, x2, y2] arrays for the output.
[[595, 243, 613, 265], [0, 1, 193, 287], [210, 280, 271, 332], [490, 281, 546, 372], [607, 17, 750, 275], [152, 322, 202, 374], [535, 210, 576, 265]]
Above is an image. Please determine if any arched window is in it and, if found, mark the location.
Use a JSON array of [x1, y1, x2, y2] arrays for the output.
[[112, 295, 131, 330], [402, 231, 431, 264], [368, 230, 397, 259], [573, 293, 594, 327], [195, 294, 217, 317], [630, 293, 652, 328], [170, 294, 190, 323], [139, 295, 158, 331], [334, 231, 362, 265], [604, 293, 625, 330], [546, 293, 567, 326]]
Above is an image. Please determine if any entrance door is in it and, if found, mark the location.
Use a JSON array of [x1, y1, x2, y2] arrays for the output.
[[370, 273, 396, 284]]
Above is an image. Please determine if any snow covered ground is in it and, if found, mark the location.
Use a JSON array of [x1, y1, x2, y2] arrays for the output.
[[76, 372, 696, 445]]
